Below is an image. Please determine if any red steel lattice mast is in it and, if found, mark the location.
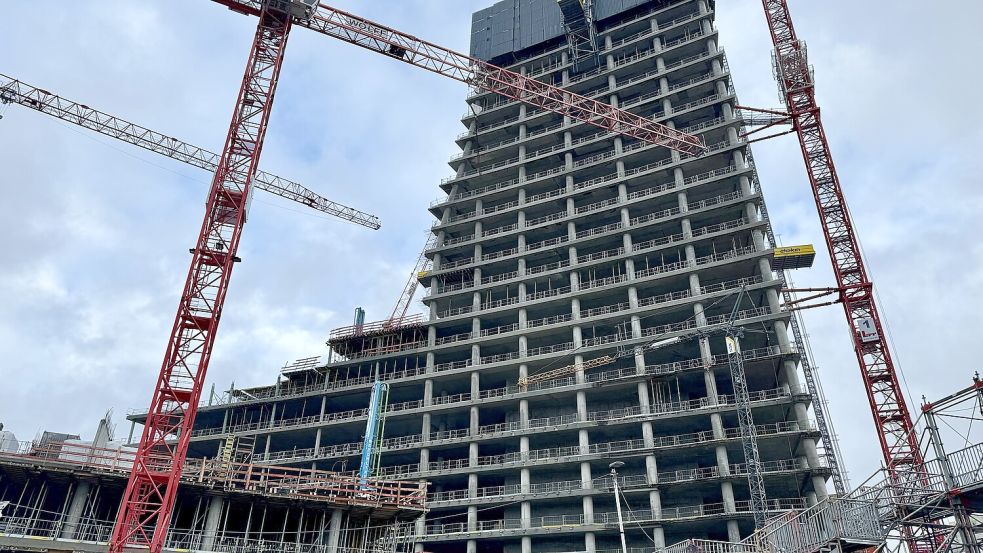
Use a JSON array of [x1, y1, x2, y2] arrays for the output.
[[759, 0, 921, 473], [108, 4, 294, 552]]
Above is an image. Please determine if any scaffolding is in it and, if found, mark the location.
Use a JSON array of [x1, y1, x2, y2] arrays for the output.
[[0, 440, 426, 553], [660, 377, 983, 553]]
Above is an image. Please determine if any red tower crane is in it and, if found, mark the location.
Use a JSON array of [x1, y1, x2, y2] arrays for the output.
[[108, 3, 300, 551], [106, 2, 706, 552], [755, 1, 922, 478]]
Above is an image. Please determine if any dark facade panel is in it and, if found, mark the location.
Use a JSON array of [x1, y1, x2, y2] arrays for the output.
[[470, 0, 666, 61]]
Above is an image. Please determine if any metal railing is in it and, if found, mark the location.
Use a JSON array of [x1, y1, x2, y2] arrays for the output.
[[430, 457, 818, 503], [424, 498, 806, 536], [0, 441, 426, 511], [0, 507, 410, 553]]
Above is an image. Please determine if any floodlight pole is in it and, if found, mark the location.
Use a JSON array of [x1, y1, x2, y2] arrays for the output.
[[609, 461, 628, 553]]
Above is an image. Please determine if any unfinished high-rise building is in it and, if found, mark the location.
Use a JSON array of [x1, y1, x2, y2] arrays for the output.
[[130, 0, 839, 551]]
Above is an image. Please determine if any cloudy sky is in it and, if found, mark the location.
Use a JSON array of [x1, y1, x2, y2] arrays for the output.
[[2, 0, 981, 488]]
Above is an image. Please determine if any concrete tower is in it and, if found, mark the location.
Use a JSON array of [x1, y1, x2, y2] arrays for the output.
[[149, 1, 834, 552]]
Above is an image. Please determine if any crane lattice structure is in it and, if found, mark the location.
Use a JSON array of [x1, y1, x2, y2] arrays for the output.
[[726, 0, 931, 536], [0, 73, 379, 229], [385, 233, 437, 328], [109, 4, 300, 550], [753, 0, 922, 479]]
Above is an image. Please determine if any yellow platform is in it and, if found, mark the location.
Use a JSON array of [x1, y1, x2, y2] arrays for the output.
[[773, 244, 816, 270]]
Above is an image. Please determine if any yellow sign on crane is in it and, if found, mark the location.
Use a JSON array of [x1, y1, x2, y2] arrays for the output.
[[772, 244, 816, 270]]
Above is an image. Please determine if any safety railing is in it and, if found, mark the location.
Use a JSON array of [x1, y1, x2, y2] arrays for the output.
[[371, 389, 797, 479], [429, 457, 817, 503], [0, 441, 426, 511], [750, 496, 884, 553], [434, 191, 751, 278], [0, 504, 412, 553], [328, 313, 425, 341], [196, 299, 786, 436], [424, 498, 806, 536], [445, 78, 734, 202], [435, 127, 741, 240]]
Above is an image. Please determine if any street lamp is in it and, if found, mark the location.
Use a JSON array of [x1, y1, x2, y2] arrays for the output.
[[609, 461, 628, 553]]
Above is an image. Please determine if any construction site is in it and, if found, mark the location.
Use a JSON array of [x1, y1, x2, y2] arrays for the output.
[[0, 1, 979, 553]]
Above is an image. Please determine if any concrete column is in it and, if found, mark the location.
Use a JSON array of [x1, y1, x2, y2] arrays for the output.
[[469, 472, 478, 498], [519, 364, 530, 427], [326, 508, 343, 553], [585, 532, 597, 553], [201, 494, 224, 551], [520, 436, 531, 493], [59, 481, 91, 539], [712, 56, 724, 76], [577, 389, 588, 419], [414, 514, 426, 553], [580, 442, 594, 524], [470, 405, 479, 436]]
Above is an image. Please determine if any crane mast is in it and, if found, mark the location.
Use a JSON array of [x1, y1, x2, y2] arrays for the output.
[[758, 0, 921, 475], [109, 3, 297, 551], [0, 73, 380, 229]]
